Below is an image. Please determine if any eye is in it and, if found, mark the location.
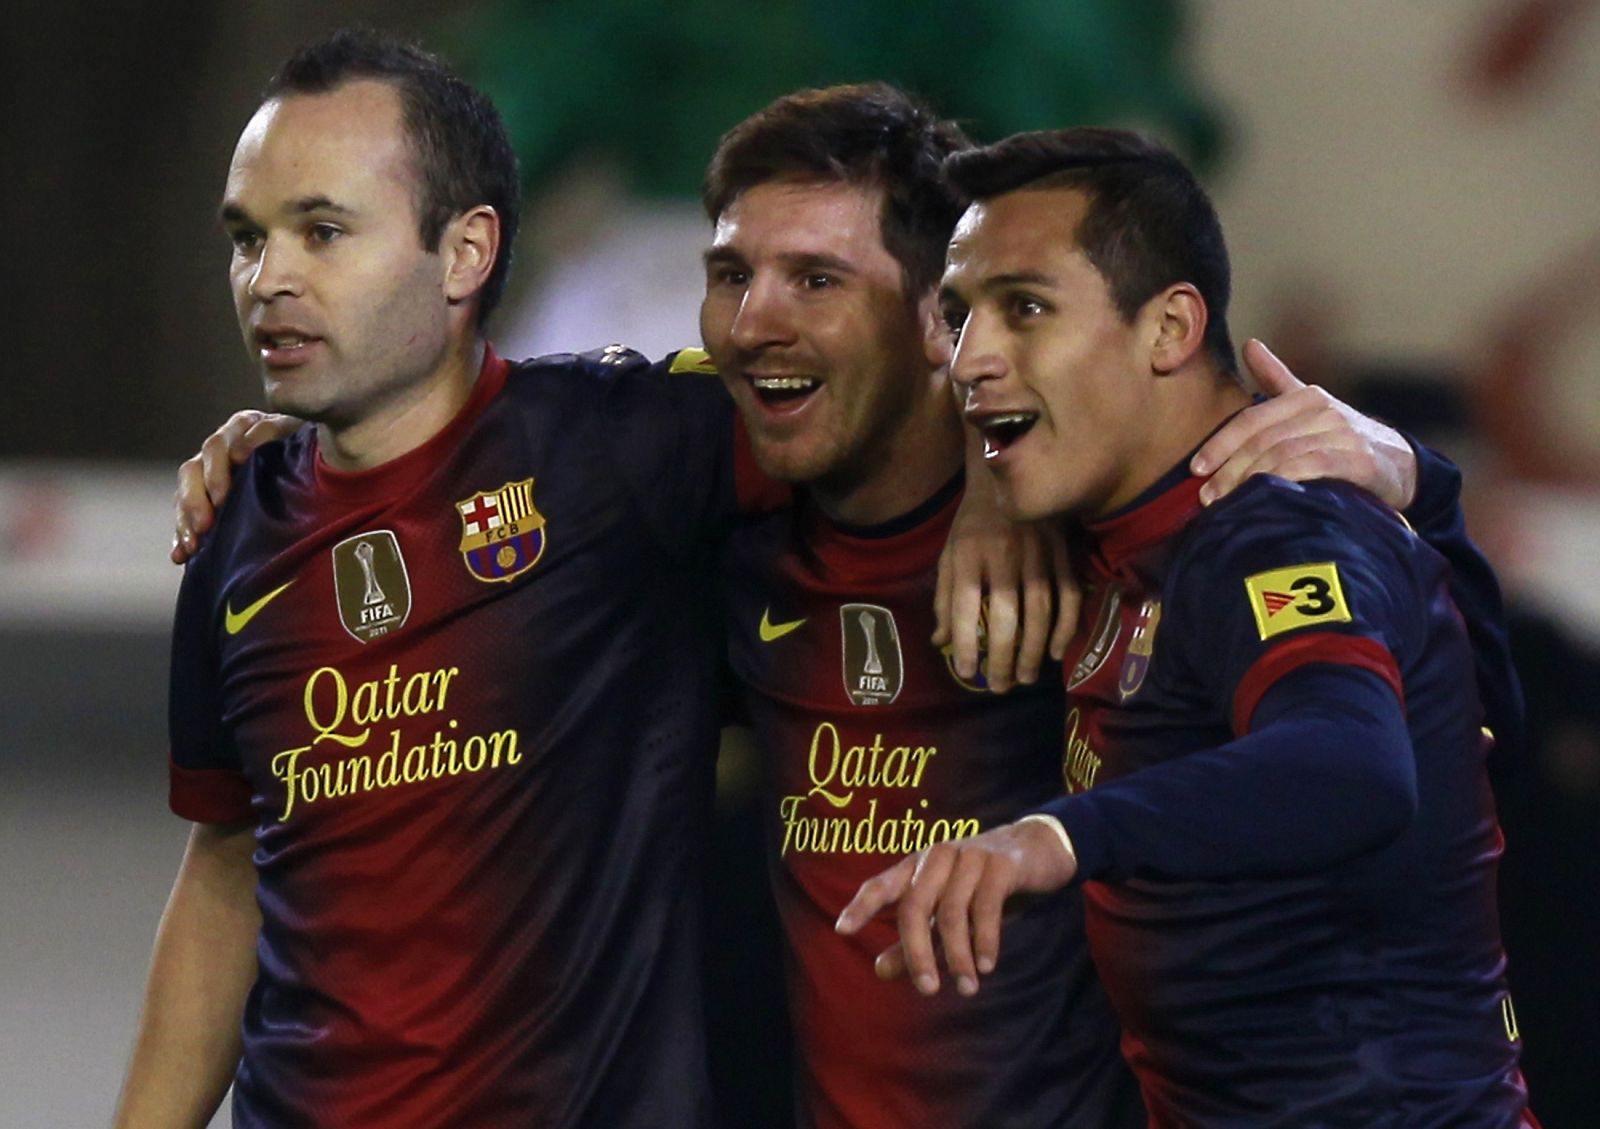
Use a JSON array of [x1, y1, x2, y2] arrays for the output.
[[308, 223, 343, 245], [1006, 292, 1049, 322], [709, 264, 749, 287], [941, 306, 968, 341], [799, 272, 840, 292], [228, 228, 261, 253]]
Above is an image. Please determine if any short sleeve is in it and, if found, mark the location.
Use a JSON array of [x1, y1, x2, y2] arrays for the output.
[[168, 546, 252, 823], [602, 348, 791, 559]]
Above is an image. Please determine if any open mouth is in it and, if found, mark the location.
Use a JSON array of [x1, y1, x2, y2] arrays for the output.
[[255, 330, 324, 365], [750, 375, 821, 407], [972, 411, 1039, 457]]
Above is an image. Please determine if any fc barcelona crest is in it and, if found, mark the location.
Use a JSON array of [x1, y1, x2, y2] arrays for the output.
[[1117, 599, 1162, 700], [456, 478, 547, 583]]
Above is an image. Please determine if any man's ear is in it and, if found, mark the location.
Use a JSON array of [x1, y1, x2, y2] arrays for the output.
[[917, 288, 954, 369], [1148, 282, 1208, 375], [442, 205, 501, 307]]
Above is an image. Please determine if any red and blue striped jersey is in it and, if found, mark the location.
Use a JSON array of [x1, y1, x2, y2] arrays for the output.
[[721, 478, 1143, 1129], [1041, 458, 1535, 1128], [168, 346, 756, 1128]]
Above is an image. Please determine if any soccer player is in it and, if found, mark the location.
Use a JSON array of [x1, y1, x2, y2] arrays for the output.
[[114, 30, 786, 1128], [840, 127, 1536, 1127], [171, 78, 1513, 1128]]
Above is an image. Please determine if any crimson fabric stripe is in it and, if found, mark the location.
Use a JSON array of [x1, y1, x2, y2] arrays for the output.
[[1232, 632, 1404, 735], [732, 416, 794, 514], [169, 758, 254, 822]]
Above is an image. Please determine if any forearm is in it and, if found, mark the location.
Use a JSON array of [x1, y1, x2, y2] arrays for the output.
[[115, 822, 260, 1129], [1044, 665, 1417, 884]]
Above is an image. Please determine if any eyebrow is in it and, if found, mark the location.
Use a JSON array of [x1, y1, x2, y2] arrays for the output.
[[702, 247, 859, 276], [218, 196, 356, 226], [940, 269, 1059, 303]]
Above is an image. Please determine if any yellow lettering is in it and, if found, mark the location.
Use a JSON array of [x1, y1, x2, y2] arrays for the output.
[[401, 671, 434, 716], [432, 666, 460, 709], [489, 729, 520, 767], [350, 679, 382, 728], [271, 746, 311, 821], [382, 665, 403, 717], [376, 729, 401, 787], [806, 722, 852, 807], [304, 667, 369, 748], [401, 742, 427, 783]]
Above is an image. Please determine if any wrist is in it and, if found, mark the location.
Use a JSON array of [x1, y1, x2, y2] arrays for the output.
[[1017, 813, 1079, 887]]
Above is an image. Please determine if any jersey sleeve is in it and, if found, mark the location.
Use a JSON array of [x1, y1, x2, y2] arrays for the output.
[[1401, 437, 1525, 764], [600, 347, 792, 559], [1043, 479, 1434, 883], [1043, 663, 1416, 882], [168, 543, 252, 824]]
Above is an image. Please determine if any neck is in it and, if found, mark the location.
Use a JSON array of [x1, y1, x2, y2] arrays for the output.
[[1096, 369, 1252, 517], [810, 382, 965, 526], [318, 335, 486, 471]]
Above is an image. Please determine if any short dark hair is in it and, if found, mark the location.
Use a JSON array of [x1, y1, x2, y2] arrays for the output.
[[265, 28, 521, 326], [702, 83, 971, 297], [946, 128, 1236, 374]]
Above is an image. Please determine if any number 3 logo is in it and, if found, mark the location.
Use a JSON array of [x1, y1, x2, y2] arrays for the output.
[[1245, 562, 1352, 640], [1290, 574, 1336, 615]]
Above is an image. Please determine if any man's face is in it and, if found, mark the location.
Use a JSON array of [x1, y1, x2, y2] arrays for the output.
[[699, 179, 940, 493], [942, 186, 1159, 522], [222, 80, 452, 427]]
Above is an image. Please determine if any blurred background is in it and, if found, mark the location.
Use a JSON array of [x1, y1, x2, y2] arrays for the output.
[[3, 1, 1597, 1125]]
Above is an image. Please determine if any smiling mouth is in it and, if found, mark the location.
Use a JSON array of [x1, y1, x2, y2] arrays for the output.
[[749, 375, 821, 407], [972, 411, 1039, 457]]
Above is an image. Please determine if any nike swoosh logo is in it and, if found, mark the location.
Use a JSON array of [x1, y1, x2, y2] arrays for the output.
[[224, 581, 295, 636], [758, 607, 806, 643]]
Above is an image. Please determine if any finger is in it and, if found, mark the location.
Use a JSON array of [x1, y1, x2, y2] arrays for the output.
[[1254, 451, 1379, 493], [874, 940, 909, 981], [932, 542, 955, 649], [970, 860, 1016, 975], [984, 586, 1019, 694], [200, 431, 236, 508], [1198, 411, 1343, 505], [1015, 530, 1050, 686], [949, 549, 984, 680], [836, 854, 918, 935], [1203, 418, 1363, 502], [898, 847, 957, 995], [1046, 529, 1079, 661], [238, 416, 285, 460], [223, 411, 267, 463], [1241, 338, 1306, 398], [1190, 396, 1297, 478], [934, 849, 988, 995], [174, 456, 213, 543]]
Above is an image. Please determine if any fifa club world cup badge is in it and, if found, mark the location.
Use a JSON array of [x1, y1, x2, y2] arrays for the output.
[[332, 530, 412, 643], [841, 603, 904, 706], [456, 479, 547, 583], [1067, 586, 1124, 691]]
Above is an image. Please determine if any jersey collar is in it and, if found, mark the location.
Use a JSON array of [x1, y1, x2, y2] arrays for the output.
[[312, 343, 510, 504]]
